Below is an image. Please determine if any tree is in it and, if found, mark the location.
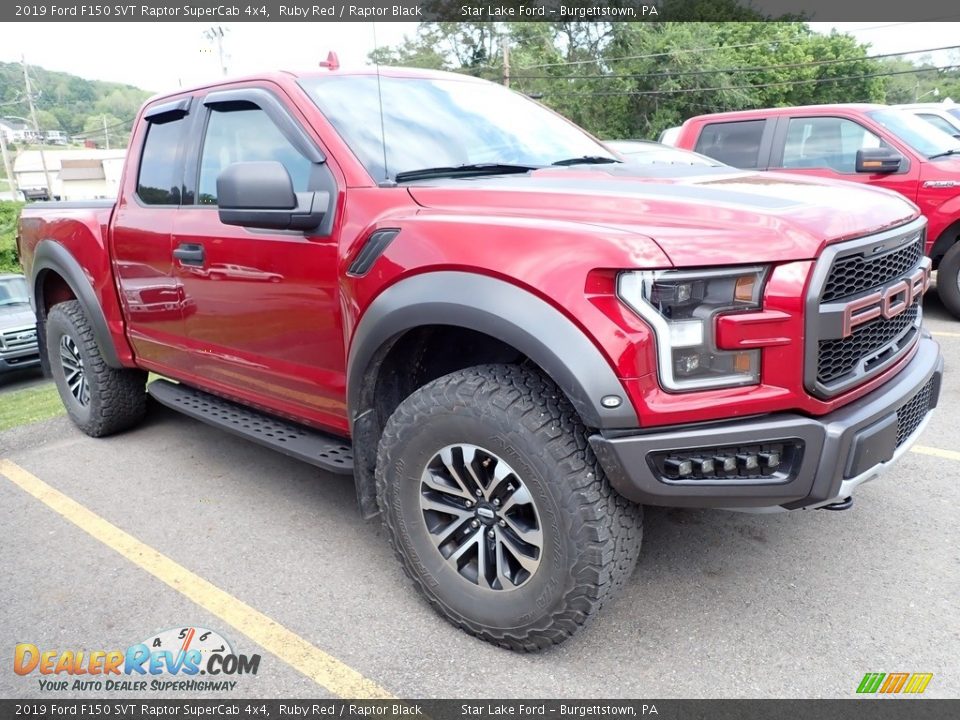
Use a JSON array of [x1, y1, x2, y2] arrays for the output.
[[370, 21, 889, 139]]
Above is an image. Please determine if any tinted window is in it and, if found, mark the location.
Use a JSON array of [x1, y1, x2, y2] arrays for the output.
[[917, 113, 959, 136], [780, 117, 883, 173], [867, 109, 960, 158], [198, 106, 312, 205], [694, 120, 766, 168], [300, 75, 614, 181], [137, 117, 186, 205]]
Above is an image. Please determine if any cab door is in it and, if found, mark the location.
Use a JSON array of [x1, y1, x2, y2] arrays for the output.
[[110, 98, 191, 370], [769, 114, 921, 202], [170, 85, 347, 431]]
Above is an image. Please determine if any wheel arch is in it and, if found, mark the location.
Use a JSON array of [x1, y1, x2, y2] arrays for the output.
[[346, 271, 638, 518], [31, 240, 122, 371], [930, 217, 960, 268]]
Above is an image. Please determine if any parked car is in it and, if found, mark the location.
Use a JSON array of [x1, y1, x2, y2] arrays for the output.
[[605, 140, 723, 167], [893, 102, 960, 139], [0, 273, 40, 373], [657, 126, 682, 146], [18, 68, 942, 650], [674, 104, 960, 317]]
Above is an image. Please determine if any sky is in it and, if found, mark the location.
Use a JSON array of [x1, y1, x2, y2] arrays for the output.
[[0, 21, 958, 96]]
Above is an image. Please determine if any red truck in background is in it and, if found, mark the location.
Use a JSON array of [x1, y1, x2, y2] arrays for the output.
[[673, 104, 960, 318], [17, 68, 943, 650]]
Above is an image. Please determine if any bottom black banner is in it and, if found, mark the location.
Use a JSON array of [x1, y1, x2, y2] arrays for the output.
[[1, 699, 957, 720]]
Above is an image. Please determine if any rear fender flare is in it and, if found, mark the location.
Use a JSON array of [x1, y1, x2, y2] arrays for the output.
[[31, 239, 121, 368]]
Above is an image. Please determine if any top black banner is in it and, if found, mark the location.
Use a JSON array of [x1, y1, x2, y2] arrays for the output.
[[5, 0, 960, 23]]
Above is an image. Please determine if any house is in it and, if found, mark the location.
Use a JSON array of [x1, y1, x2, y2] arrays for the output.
[[0, 118, 36, 144], [13, 148, 127, 200], [43, 130, 68, 145]]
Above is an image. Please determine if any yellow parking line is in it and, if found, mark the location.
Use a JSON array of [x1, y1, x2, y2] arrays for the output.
[[0, 459, 393, 700], [911, 445, 960, 462], [930, 331, 960, 337]]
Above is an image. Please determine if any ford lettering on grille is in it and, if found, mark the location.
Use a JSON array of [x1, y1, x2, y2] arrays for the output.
[[841, 263, 930, 338]]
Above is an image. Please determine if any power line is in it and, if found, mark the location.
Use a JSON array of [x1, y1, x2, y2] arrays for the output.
[[538, 62, 960, 97], [513, 44, 960, 81]]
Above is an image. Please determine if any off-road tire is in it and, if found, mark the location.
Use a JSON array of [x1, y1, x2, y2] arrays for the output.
[[937, 242, 960, 319], [46, 300, 147, 437], [376, 364, 643, 651]]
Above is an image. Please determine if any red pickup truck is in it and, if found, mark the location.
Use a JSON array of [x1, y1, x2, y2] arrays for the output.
[[673, 104, 960, 318], [17, 68, 943, 650]]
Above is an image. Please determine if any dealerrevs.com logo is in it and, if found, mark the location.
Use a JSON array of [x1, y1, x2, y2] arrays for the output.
[[14, 626, 261, 692]]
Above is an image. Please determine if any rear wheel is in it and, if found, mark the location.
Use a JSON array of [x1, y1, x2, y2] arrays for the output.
[[376, 364, 643, 651], [937, 242, 960, 319], [46, 300, 147, 437]]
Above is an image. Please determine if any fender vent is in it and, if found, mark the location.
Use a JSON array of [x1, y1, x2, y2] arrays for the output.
[[348, 229, 399, 277]]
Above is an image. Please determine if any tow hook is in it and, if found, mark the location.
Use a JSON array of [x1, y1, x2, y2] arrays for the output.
[[821, 496, 854, 511]]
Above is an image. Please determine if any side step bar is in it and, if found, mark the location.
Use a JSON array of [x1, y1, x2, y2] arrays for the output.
[[147, 379, 354, 475]]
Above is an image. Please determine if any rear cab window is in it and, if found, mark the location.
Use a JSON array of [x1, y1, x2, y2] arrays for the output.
[[136, 113, 188, 205], [694, 119, 768, 168]]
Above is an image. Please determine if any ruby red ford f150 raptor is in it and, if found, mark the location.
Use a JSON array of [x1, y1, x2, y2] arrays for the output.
[[17, 67, 943, 651]]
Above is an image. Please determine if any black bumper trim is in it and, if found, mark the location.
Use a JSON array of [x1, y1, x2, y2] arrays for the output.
[[590, 337, 943, 510]]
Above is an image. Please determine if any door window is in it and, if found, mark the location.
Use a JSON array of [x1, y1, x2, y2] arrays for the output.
[[694, 120, 766, 168], [781, 117, 883, 173], [197, 105, 313, 205], [137, 116, 187, 205]]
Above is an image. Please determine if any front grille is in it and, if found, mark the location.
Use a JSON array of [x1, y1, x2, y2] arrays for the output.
[[0, 326, 38, 352], [822, 235, 923, 302], [818, 305, 919, 384], [896, 378, 935, 447], [805, 220, 927, 398]]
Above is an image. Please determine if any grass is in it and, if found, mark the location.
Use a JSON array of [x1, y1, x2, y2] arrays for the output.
[[0, 381, 65, 431]]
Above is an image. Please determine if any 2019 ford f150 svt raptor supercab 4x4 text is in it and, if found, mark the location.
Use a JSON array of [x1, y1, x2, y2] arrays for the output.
[[17, 67, 943, 650]]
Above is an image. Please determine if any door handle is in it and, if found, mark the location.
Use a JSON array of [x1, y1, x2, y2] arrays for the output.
[[173, 243, 205, 266]]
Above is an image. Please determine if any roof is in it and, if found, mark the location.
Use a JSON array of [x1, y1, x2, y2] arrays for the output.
[[142, 65, 487, 107], [0, 118, 30, 131], [687, 103, 888, 124]]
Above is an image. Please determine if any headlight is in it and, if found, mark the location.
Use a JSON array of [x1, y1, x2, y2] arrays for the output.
[[618, 266, 767, 391]]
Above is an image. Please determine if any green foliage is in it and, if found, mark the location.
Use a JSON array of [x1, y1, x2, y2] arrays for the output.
[[0, 201, 24, 273], [0, 62, 150, 147], [369, 22, 955, 139], [0, 382, 64, 432]]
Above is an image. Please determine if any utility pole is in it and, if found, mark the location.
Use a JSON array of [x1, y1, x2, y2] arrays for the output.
[[204, 26, 228, 76], [0, 135, 18, 198], [22, 55, 53, 196], [502, 36, 510, 88], [102, 115, 110, 151]]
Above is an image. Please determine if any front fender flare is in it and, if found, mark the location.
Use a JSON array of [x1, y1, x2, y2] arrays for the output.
[[347, 271, 639, 430]]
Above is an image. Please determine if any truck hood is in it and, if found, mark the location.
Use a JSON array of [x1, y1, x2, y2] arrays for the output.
[[406, 166, 920, 266], [0, 304, 36, 328]]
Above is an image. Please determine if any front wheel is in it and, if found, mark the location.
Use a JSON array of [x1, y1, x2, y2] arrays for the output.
[[376, 364, 643, 651], [936, 242, 960, 319], [46, 300, 147, 437]]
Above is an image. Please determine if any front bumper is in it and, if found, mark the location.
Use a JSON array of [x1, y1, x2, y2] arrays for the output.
[[590, 336, 943, 511], [0, 350, 41, 372]]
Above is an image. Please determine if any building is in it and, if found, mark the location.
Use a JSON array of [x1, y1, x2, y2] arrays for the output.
[[13, 148, 127, 200], [0, 118, 36, 144]]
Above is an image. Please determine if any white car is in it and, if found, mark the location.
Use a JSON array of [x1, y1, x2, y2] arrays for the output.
[[894, 102, 960, 139]]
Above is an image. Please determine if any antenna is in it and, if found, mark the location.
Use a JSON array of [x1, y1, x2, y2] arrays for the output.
[[372, 22, 394, 187]]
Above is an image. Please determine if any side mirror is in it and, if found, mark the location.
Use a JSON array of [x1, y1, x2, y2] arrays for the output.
[[216, 161, 328, 231], [855, 148, 902, 174]]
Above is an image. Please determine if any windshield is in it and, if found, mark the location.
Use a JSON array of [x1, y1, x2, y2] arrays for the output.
[[606, 141, 721, 166], [867, 109, 960, 158], [300, 75, 615, 181], [0, 276, 29, 307], [948, 107, 960, 123]]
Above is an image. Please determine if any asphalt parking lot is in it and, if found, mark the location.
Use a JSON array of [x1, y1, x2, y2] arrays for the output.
[[1, 295, 958, 701]]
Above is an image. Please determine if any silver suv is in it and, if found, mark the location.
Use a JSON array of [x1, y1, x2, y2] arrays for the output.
[[0, 274, 40, 373]]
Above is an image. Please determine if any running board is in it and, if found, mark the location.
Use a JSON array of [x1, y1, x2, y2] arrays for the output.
[[147, 379, 354, 475]]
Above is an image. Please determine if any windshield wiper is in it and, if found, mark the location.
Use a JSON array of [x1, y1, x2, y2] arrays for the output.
[[393, 163, 541, 183], [928, 148, 960, 160], [552, 155, 622, 166]]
